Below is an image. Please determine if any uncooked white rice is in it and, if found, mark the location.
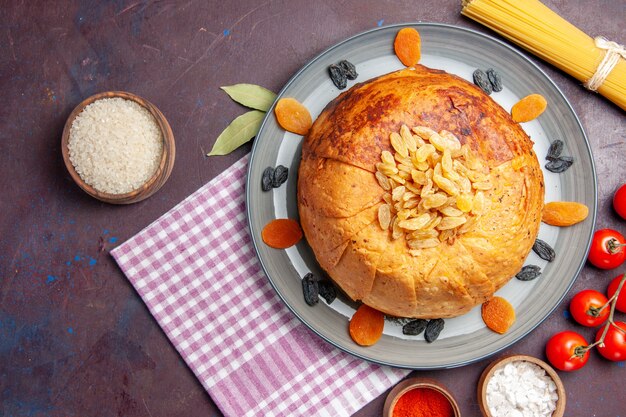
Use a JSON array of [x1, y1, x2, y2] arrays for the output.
[[68, 97, 163, 194]]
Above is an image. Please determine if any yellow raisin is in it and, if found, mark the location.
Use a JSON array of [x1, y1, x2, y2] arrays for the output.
[[456, 194, 473, 212]]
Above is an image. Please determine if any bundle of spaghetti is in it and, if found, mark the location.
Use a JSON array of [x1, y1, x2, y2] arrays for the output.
[[462, 0, 626, 110]]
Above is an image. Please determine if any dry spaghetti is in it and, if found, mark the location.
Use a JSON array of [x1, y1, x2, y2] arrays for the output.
[[461, 0, 626, 110]]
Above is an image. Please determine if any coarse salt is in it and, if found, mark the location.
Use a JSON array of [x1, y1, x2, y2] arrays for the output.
[[68, 97, 163, 195], [486, 361, 558, 417]]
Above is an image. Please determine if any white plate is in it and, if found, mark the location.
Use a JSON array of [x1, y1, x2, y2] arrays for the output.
[[246, 23, 596, 369]]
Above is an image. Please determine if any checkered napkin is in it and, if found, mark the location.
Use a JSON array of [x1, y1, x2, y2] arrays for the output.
[[111, 155, 409, 417]]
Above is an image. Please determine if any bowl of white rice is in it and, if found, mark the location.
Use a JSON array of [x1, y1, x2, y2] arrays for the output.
[[62, 91, 175, 204]]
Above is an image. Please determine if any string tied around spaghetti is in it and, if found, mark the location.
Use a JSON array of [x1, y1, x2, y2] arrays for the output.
[[584, 36, 626, 92]]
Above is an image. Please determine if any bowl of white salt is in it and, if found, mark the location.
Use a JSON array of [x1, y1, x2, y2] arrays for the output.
[[478, 354, 565, 417], [62, 91, 175, 204]]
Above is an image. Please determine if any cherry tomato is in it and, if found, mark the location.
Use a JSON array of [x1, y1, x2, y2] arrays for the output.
[[614, 184, 626, 220], [596, 321, 626, 361], [545, 331, 589, 371], [588, 229, 626, 269], [569, 289, 609, 327], [607, 274, 626, 314]]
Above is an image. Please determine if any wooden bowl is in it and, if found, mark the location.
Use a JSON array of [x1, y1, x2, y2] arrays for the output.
[[61, 91, 175, 204], [477, 354, 566, 417], [383, 377, 461, 417]]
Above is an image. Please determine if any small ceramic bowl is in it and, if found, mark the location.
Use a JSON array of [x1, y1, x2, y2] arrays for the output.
[[477, 354, 566, 417], [383, 377, 461, 417], [61, 91, 175, 204]]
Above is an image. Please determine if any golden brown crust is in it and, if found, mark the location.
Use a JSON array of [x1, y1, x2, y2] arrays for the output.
[[297, 66, 544, 318]]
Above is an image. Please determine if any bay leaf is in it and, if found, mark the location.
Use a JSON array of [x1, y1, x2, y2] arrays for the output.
[[220, 84, 276, 111], [207, 110, 265, 156]]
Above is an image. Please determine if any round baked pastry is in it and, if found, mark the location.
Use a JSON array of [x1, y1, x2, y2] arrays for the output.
[[297, 65, 544, 319]]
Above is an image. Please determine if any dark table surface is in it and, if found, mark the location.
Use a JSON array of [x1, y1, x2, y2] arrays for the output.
[[1, 1, 625, 416]]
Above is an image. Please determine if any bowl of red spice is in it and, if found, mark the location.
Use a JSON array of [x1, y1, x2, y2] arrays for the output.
[[61, 91, 175, 204], [383, 377, 461, 417]]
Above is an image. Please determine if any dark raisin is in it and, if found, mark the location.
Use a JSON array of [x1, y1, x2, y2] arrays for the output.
[[545, 159, 566, 173], [272, 165, 288, 188], [545, 157, 574, 173], [302, 273, 319, 306], [328, 64, 347, 89], [402, 319, 428, 336], [516, 265, 542, 281], [318, 279, 337, 304], [261, 167, 274, 191], [546, 140, 564, 161], [338, 60, 358, 80], [533, 239, 556, 262], [486, 68, 503, 92], [425, 319, 445, 343], [473, 69, 492, 94]]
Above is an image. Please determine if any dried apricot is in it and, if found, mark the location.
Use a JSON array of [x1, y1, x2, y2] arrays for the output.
[[481, 296, 515, 334], [511, 94, 547, 122], [349, 304, 385, 346], [261, 218, 303, 249], [274, 98, 312, 135], [542, 201, 589, 226], [394, 28, 421, 67]]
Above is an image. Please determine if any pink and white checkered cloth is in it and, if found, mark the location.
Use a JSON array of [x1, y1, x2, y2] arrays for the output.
[[111, 155, 409, 417]]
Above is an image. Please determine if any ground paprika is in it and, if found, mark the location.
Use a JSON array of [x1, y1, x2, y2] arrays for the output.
[[391, 387, 454, 417]]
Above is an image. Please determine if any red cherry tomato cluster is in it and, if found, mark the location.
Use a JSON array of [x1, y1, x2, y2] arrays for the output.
[[547, 274, 626, 371], [546, 186, 626, 371]]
